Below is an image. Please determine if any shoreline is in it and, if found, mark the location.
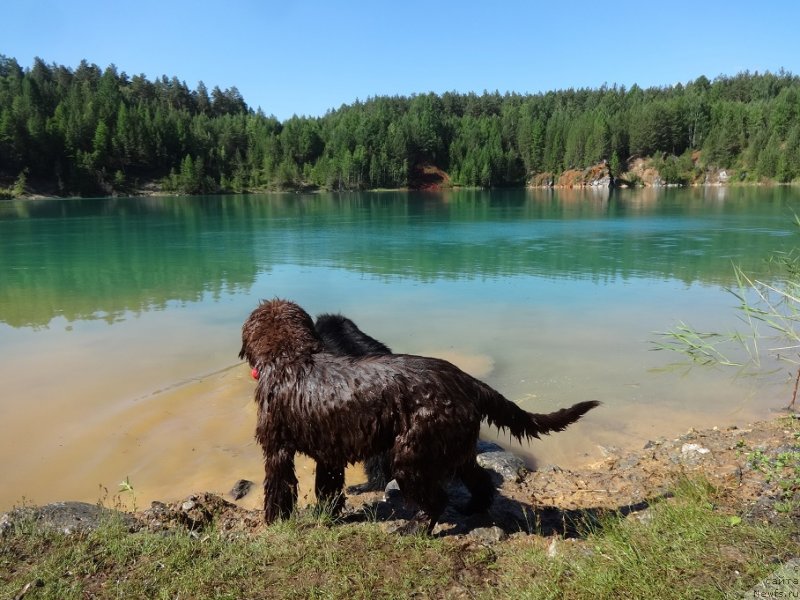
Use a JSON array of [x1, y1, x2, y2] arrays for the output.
[[1, 348, 787, 517], [4, 177, 799, 202], [4, 411, 797, 539]]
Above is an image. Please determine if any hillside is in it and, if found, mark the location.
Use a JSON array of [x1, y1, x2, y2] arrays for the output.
[[2, 56, 800, 198]]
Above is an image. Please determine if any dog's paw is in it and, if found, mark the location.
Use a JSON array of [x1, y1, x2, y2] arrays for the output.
[[346, 482, 382, 494]]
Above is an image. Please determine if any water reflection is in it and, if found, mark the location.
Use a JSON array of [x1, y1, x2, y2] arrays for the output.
[[1, 188, 799, 328]]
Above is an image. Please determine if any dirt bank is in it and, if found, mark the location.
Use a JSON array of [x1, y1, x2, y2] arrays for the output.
[[139, 414, 800, 539], [6, 414, 797, 541]]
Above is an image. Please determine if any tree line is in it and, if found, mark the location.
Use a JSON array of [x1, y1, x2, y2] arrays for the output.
[[1, 55, 799, 196]]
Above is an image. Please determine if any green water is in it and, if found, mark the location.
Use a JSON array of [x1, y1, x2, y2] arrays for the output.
[[1, 186, 800, 508], [2, 187, 799, 330]]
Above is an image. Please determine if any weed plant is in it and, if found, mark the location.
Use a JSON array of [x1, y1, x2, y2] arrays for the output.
[[656, 220, 800, 409]]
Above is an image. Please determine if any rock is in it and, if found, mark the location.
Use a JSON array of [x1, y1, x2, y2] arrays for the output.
[[746, 495, 790, 526], [476, 450, 528, 483], [626, 507, 654, 525], [141, 500, 170, 528], [681, 443, 710, 455], [229, 479, 254, 500], [0, 513, 12, 537], [11, 579, 43, 598], [591, 175, 613, 188], [385, 514, 430, 536], [176, 495, 218, 531], [716, 464, 743, 484], [679, 443, 712, 465], [597, 445, 620, 458], [476, 440, 505, 454], [537, 464, 562, 474], [469, 526, 508, 544], [615, 455, 640, 470], [384, 479, 402, 505], [139, 493, 253, 534]]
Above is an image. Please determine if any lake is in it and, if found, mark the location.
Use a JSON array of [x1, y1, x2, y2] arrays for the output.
[[1, 186, 799, 512]]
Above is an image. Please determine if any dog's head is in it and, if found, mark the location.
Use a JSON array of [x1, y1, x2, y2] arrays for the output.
[[239, 298, 322, 368]]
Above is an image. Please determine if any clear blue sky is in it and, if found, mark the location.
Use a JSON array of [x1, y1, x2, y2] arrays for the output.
[[4, 0, 799, 121]]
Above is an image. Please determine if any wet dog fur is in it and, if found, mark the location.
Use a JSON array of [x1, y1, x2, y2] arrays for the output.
[[314, 313, 392, 492], [240, 298, 599, 533]]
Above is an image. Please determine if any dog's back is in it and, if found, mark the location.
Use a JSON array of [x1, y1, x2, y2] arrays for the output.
[[315, 313, 392, 356]]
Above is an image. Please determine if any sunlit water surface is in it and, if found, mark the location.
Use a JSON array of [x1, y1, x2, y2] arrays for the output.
[[2, 186, 799, 511]]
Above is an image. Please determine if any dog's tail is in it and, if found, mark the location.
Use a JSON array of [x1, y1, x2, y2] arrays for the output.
[[480, 388, 599, 442]]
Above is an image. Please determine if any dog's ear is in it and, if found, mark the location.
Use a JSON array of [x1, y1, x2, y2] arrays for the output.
[[238, 340, 249, 362]]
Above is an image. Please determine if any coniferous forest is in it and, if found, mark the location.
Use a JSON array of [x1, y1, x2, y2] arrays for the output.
[[1, 55, 800, 197]]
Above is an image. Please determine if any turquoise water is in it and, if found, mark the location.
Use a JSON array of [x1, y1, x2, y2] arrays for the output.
[[2, 187, 798, 328], [1, 186, 799, 509]]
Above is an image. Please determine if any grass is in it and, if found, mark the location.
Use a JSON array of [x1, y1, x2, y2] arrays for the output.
[[2, 478, 798, 599], [1, 509, 471, 599], [747, 443, 800, 514], [486, 479, 797, 599]]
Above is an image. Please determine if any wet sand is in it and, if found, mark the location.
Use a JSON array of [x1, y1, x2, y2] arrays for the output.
[[0, 344, 780, 514]]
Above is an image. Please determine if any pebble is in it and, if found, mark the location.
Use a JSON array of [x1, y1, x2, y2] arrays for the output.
[[537, 464, 563, 474], [616, 456, 640, 470], [468, 526, 508, 545], [626, 507, 654, 525]]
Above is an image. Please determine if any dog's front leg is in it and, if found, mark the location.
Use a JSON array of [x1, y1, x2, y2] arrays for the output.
[[263, 446, 298, 523]]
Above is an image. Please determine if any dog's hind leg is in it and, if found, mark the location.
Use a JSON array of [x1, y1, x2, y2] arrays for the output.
[[263, 447, 298, 523], [393, 476, 448, 535], [392, 455, 448, 534], [314, 461, 346, 515], [457, 460, 495, 514], [420, 485, 448, 534]]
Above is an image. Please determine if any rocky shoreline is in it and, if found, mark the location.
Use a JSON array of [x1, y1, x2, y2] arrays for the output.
[[526, 157, 743, 189], [3, 415, 798, 543], [6, 156, 792, 200]]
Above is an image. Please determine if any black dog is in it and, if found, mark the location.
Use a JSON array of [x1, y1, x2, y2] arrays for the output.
[[240, 299, 599, 533], [315, 313, 392, 492]]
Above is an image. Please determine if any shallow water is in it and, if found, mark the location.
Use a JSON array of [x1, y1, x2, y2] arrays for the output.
[[1, 187, 799, 511]]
